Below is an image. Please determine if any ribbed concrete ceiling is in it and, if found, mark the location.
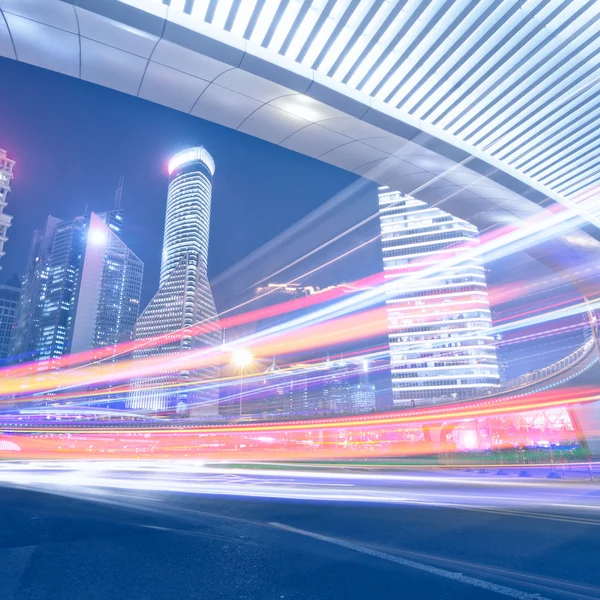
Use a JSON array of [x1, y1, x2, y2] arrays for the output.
[[2, 0, 600, 265], [120, 0, 600, 200]]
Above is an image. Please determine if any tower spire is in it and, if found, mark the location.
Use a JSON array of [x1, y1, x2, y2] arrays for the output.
[[114, 175, 124, 209]]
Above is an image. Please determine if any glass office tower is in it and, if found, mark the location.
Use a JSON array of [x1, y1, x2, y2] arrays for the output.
[[10, 213, 143, 372], [70, 213, 144, 359], [9, 217, 61, 365], [129, 147, 221, 416], [378, 186, 499, 408]]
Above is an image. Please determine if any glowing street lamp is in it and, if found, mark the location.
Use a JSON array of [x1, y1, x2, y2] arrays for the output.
[[232, 348, 253, 416], [232, 348, 253, 368]]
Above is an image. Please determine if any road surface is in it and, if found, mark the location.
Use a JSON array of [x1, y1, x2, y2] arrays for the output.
[[0, 462, 598, 600]]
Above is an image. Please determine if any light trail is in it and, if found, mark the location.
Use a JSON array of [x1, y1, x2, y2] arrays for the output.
[[2, 277, 596, 404], [1, 150, 599, 419], [0, 461, 598, 522], [2, 166, 594, 387]]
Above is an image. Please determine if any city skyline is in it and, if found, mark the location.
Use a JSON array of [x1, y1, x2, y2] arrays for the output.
[[0, 5, 597, 594], [0, 137, 587, 409], [0, 57, 370, 309], [0, 57, 590, 417]]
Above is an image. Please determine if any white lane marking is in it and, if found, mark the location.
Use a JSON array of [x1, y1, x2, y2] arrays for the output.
[[269, 522, 549, 600]]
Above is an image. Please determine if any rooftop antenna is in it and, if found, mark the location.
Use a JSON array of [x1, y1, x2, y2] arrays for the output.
[[265, 356, 280, 372], [114, 175, 124, 210]]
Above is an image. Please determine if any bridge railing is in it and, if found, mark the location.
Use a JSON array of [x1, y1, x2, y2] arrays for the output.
[[484, 337, 595, 397]]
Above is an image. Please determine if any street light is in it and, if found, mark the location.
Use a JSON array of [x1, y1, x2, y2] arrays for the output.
[[232, 348, 253, 417]]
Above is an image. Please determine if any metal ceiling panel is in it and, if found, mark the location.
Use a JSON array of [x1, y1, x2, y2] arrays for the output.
[[190, 82, 262, 127], [81, 37, 147, 95], [151, 38, 232, 80], [214, 67, 291, 102], [238, 103, 309, 144], [139, 60, 209, 112], [76, 7, 159, 58], [319, 140, 389, 171], [280, 123, 352, 158], [5, 12, 79, 77], [2, 0, 78, 33]]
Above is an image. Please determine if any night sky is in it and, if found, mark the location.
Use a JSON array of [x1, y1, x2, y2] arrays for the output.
[[0, 57, 378, 307]]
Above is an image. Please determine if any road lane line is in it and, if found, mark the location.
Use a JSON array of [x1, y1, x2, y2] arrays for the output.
[[269, 522, 549, 600]]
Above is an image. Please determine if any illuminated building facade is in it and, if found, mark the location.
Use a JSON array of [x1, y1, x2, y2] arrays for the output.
[[350, 384, 376, 414], [0, 149, 14, 268], [349, 361, 376, 414], [71, 213, 143, 359], [10, 212, 142, 370], [378, 186, 499, 409], [9, 217, 61, 364], [0, 275, 20, 363], [36, 216, 88, 364], [129, 147, 221, 416], [322, 360, 352, 414]]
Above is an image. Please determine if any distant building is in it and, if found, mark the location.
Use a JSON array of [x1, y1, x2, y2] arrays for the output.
[[9, 217, 61, 364], [348, 360, 376, 414], [70, 213, 143, 360], [97, 207, 125, 237], [378, 186, 499, 408], [36, 215, 88, 364], [288, 372, 312, 416], [0, 149, 15, 267], [321, 360, 352, 414], [0, 274, 20, 363], [129, 147, 221, 417], [262, 358, 288, 415], [9, 212, 143, 372], [350, 384, 376, 413]]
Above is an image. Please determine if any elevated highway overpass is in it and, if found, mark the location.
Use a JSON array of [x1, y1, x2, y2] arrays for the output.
[[3, 1, 600, 298]]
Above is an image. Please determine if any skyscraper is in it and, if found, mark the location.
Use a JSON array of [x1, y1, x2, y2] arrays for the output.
[[129, 147, 221, 417], [378, 186, 499, 409], [36, 216, 88, 365], [70, 213, 144, 359], [0, 149, 15, 267], [0, 274, 21, 363], [9, 212, 143, 371], [9, 217, 61, 364]]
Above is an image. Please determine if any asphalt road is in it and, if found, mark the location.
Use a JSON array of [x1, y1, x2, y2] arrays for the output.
[[0, 464, 599, 600]]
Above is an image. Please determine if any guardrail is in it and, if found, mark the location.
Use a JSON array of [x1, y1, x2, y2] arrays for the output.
[[483, 336, 596, 397], [439, 447, 591, 466]]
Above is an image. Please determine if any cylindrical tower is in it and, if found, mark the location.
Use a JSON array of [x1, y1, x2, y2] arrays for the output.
[[130, 146, 221, 417], [161, 147, 215, 286]]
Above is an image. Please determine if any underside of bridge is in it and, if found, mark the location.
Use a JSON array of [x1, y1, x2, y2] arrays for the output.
[[1, 0, 600, 453], [3, 1, 600, 275]]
